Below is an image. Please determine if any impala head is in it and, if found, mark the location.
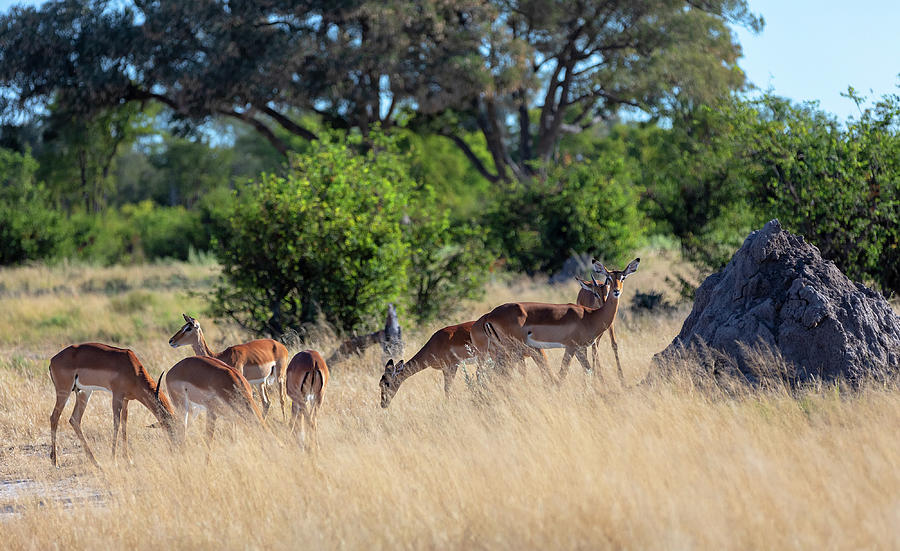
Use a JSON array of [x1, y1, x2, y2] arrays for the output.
[[379, 359, 404, 408], [576, 273, 610, 303], [169, 313, 200, 348], [592, 257, 640, 299]]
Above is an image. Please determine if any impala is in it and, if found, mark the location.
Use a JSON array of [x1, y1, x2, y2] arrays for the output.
[[471, 258, 639, 382], [285, 350, 329, 449], [169, 314, 289, 420], [574, 272, 625, 383], [164, 355, 266, 442], [380, 320, 552, 407], [379, 321, 475, 408], [48, 343, 177, 468]]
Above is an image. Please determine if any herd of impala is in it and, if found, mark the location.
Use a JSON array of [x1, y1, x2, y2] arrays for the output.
[[47, 257, 638, 467]]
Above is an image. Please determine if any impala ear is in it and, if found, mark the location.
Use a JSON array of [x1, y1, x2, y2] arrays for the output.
[[622, 257, 641, 278], [182, 313, 191, 323], [576, 278, 594, 293], [385, 359, 394, 371], [391, 360, 404, 376], [591, 258, 611, 280]]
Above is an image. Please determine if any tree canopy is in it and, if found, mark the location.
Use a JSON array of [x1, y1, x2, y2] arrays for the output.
[[0, 0, 761, 182]]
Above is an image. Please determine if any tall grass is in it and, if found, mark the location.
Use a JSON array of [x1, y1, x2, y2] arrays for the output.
[[1, 254, 898, 549]]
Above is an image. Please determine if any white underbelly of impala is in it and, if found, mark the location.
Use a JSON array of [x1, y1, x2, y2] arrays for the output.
[[525, 332, 567, 349], [246, 362, 276, 385]]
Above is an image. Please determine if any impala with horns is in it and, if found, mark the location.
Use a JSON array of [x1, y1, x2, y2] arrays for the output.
[[168, 314, 289, 420], [471, 258, 639, 382], [164, 355, 267, 442], [381, 320, 553, 407], [48, 343, 177, 468], [285, 350, 329, 449], [574, 270, 625, 383]]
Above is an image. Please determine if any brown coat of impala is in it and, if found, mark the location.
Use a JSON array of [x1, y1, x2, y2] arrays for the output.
[[48, 343, 177, 468], [574, 273, 625, 383], [164, 355, 266, 441], [379, 321, 475, 408], [285, 350, 329, 449], [168, 314, 289, 420], [471, 258, 639, 382], [379, 319, 552, 406]]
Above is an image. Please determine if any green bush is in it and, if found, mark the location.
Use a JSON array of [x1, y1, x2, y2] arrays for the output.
[[405, 187, 493, 323], [211, 132, 408, 335], [485, 159, 646, 273], [210, 130, 493, 335], [120, 201, 207, 260], [0, 148, 67, 264], [748, 93, 900, 293]]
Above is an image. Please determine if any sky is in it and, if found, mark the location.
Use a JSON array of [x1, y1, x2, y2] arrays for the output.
[[1, 0, 898, 122], [734, 0, 900, 120]]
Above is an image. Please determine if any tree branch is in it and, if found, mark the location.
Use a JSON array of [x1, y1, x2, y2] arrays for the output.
[[437, 130, 500, 183], [217, 109, 289, 156], [261, 105, 318, 141]]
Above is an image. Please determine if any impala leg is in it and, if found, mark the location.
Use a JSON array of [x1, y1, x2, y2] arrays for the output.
[[205, 410, 217, 443], [120, 399, 131, 464], [608, 324, 624, 384], [591, 339, 600, 373], [443, 364, 458, 397], [69, 390, 100, 468], [50, 390, 72, 468], [257, 382, 271, 419], [557, 348, 576, 384], [278, 373, 288, 422], [310, 406, 320, 451], [574, 348, 598, 383], [182, 394, 191, 430], [111, 396, 124, 463], [290, 401, 301, 435], [527, 348, 554, 383], [296, 404, 309, 448]]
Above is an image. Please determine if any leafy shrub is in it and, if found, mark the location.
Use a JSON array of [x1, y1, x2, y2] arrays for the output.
[[485, 158, 646, 273], [748, 93, 900, 293], [119, 201, 207, 261], [210, 131, 493, 335], [405, 187, 493, 322], [0, 148, 67, 264], [61, 202, 207, 264]]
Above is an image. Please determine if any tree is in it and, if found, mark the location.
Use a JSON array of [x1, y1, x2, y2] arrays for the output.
[[0, 147, 65, 264], [484, 156, 646, 273], [36, 102, 154, 212], [0, 1, 761, 183]]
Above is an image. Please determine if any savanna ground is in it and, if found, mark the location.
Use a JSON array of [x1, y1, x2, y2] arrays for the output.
[[1, 250, 899, 549]]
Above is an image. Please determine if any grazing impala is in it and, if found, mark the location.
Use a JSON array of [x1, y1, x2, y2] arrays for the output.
[[380, 320, 554, 406], [574, 272, 625, 383], [164, 355, 266, 442], [472, 258, 639, 382], [48, 343, 177, 468], [168, 314, 289, 420], [379, 321, 476, 408], [285, 350, 329, 449]]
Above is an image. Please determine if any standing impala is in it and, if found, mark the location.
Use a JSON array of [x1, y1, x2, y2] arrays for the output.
[[168, 314, 289, 420], [164, 355, 266, 442], [380, 320, 552, 407], [472, 258, 639, 382], [48, 343, 177, 468], [574, 272, 625, 383], [285, 350, 329, 449]]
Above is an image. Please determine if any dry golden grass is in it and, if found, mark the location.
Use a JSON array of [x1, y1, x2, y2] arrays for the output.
[[1, 254, 898, 549]]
